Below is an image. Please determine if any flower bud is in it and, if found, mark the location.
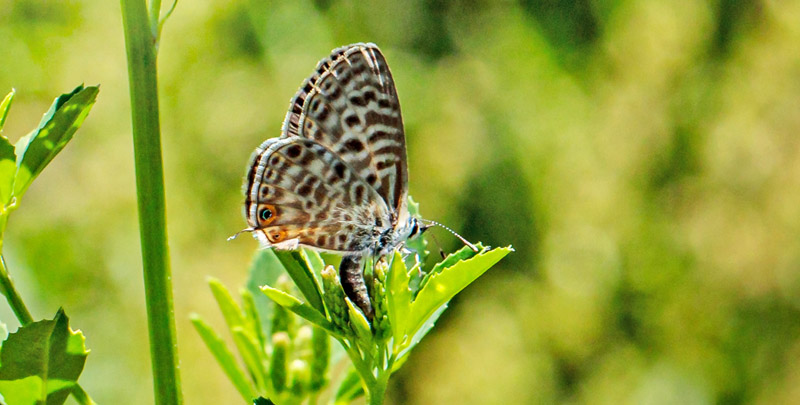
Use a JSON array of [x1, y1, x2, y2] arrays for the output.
[[289, 359, 310, 396], [371, 260, 391, 341], [321, 265, 350, 335], [270, 332, 289, 392], [309, 326, 330, 391]]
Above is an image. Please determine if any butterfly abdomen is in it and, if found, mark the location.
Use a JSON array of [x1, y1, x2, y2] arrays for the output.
[[340, 255, 374, 320]]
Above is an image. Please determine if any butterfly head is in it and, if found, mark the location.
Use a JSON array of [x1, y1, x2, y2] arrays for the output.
[[408, 217, 426, 240]]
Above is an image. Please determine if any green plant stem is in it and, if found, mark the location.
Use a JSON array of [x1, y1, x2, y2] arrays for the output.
[[0, 215, 31, 325], [148, 0, 162, 36], [120, 0, 183, 404], [368, 351, 393, 405], [367, 373, 389, 405], [338, 338, 389, 404], [0, 253, 33, 325]]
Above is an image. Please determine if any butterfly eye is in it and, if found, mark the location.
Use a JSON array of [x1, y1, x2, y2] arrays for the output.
[[259, 208, 273, 222]]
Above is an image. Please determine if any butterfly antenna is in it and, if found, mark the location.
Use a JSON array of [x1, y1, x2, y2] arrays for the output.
[[227, 227, 255, 241], [420, 219, 479, 252]]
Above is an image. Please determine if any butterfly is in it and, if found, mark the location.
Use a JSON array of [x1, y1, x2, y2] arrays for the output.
[[236, 43, 475, 318]]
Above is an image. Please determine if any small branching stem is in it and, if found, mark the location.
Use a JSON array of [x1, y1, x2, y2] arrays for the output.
[[0, 253, 33, 325], [0, 221, 95, 404]]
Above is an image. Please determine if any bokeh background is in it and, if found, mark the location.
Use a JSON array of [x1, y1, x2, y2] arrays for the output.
[[1, 0, 800, 403]]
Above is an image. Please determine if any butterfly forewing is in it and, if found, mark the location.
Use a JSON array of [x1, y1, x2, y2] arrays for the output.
[[245, 137, 391, 252], [281, 43, 409, 220]]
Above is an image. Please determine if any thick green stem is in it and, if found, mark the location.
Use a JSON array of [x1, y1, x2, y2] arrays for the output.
[[120, 0, 183, 403], [342, 343, 375, 387], [366, 375, 388, 405], [367, 354, 393, 405]]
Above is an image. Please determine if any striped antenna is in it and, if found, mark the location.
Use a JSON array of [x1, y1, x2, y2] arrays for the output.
[[420, 219, 479, 252]]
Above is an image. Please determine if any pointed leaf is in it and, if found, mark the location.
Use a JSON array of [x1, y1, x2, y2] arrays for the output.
[[395, 303, 447, 360], [246, 249, 286, 338], [302, 248, 325, 274], [273, 251, 325, 315], [231, 326, 269, 393], [240, 288, 265, 348], [0, 90, 17, 205], [190, 314, 257, 402], [418, 243, 486, 292], [208, 277, 246, 333], [261, 286, 337, 335], [404, 246, 512, 344], [345, 297, 372, 345], [0, 309, 88, 405], [0, 139, 15, 206], [13, 85, 99, 199], [0, 89, 14, 131], [386, 251, 412, 345]]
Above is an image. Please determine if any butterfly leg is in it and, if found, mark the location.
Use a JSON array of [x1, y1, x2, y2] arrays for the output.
[[339, 254, 374, 321]]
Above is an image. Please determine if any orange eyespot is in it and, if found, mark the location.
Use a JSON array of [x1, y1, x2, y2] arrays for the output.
[[257, 204, 277, 226], [268, 229, 287, 243]]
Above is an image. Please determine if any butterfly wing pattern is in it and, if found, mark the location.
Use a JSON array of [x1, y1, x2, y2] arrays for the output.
[[244, 43, 421, 318]]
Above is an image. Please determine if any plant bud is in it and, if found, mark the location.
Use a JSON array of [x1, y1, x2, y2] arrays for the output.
[[321, 265, 350, 334], [270, 332, 289, 392], [289, 359, 310, 396], [309, 326, 330, 391]]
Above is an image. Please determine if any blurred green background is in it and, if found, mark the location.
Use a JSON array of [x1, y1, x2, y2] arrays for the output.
[[2, 0, 800, 403]]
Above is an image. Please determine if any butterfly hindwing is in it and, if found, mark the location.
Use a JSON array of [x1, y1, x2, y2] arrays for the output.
[[245, 137, 391, 252]]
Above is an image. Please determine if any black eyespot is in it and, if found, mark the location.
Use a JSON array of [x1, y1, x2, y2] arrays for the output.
[[286, 145, 302, 158], [259, 208, 272, 221]]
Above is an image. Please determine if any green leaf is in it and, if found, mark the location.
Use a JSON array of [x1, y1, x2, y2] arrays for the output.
[[417, 243, 486, 293], [345, 297, 372, 346], [334, 366, 364, 404], [0, 89, 14, 131], [0, 309, 88, 405], [385, 251, 412, 345], [190, 314, 257, 402], [261, 286, 337, 335], [403, 246, 513, 345], [246, 249, 286, 338], [273, 251, 325, 315], [231, 326, 269, 393], [0, 90, 17, 205], [396, 303, 447, 361], [302, 248, 325, 274], [0, 376, 42, 405], [240, 288, 265, 348], [208, 277, 246, 333], [13, 85, 99, 199]]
